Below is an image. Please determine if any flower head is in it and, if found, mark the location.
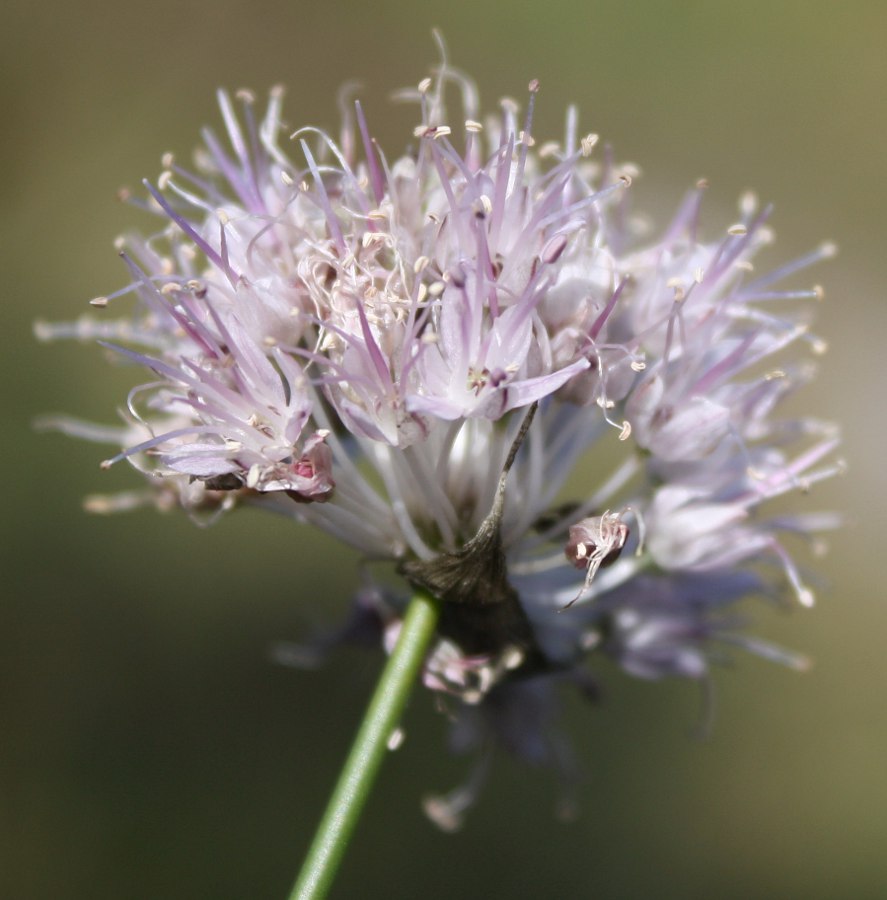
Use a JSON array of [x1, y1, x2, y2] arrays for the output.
[[38, 51, 842, 825]]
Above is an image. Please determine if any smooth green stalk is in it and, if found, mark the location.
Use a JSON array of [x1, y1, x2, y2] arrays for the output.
[[288, 590, 440, 900]]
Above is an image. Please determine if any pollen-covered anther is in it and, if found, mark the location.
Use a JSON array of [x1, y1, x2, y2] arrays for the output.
[[727, 223, 748, 236], [89, 296, 109, 308], [666, 277, 686, 301], [813, 284, 825, 301], [502, 646, 525, 671], [417, 76, 432, 94], [472, 194, 493, 216], [464, 119, 483, 132], [618, 420, 632, 441], [739, 190, 758, 216], [538, 141, 560, 158], [580, 133, 599, 156]]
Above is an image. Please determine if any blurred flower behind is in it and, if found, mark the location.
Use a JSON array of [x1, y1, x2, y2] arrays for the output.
[[37, 47, 841, 828]]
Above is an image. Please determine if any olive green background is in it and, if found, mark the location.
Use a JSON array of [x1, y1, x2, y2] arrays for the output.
[[3, 1, 885, 897]]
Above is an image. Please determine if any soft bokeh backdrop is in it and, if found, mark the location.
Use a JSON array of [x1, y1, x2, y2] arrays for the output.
[[3, 1, 885, 898]]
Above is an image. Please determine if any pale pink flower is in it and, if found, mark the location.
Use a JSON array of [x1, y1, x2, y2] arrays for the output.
[[39, 49, 843, 826]]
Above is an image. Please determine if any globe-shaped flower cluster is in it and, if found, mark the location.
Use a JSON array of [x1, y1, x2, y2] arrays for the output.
[[39, 62, 842, 826]]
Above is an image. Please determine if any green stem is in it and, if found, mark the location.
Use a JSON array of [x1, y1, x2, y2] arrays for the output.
[[288, 590, 440, 900]]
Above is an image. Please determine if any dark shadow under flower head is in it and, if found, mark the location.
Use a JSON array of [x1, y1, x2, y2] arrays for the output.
[[37, 41, 843, 827]]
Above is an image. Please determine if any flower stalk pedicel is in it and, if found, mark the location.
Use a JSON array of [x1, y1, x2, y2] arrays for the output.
[[38, 46, 842, 895]]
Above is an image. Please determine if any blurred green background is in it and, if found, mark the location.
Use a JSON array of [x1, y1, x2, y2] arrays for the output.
[[3, 1, 885, 897]]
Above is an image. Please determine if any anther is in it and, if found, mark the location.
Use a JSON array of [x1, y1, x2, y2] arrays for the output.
[[503, 647, 525, 670], [739, 191, 758, 216], [539, 141, 560, 158], [580, 133, 599, 157]]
